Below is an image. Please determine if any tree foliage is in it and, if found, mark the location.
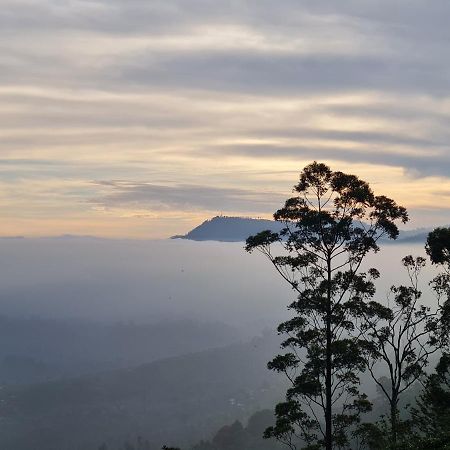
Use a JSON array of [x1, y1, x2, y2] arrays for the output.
[[411, 353, 450, 445], [427, 227, 450, 346], [354, 255, 443, 448], [245, 162, 408, 450]]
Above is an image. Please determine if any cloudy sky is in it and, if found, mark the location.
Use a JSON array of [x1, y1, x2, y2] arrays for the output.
[[1, 0, 450, 238]]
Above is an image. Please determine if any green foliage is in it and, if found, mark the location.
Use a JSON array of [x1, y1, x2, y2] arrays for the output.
[[246, 162, 408, 450], [426, 227, 450, 266], [188, 410, 282, 450], [355, 414, 416, 450], [354, 225, 450, 449], [353, 422, 386, 450], [411, 353, 450, 445], [426, 227, 450, 346], [411, 436, 450, 450]]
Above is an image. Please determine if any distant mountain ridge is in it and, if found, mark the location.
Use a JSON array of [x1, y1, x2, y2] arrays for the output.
[[172, 216, 435, 243], [172, 216, 284, 242]]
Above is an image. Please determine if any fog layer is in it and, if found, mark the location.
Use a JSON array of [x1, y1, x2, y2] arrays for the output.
[[0, 238, 435, 328]]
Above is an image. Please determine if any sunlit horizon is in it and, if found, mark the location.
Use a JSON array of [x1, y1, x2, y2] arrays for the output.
[[1, 1, 450, 238]]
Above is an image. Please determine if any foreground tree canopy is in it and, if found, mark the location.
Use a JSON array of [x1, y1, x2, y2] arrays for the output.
[[246, 162, 409, 450], [156, 163, 449, 450]]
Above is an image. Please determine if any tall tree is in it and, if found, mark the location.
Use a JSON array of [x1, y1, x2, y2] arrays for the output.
[[245, 162, 408, 450], [426, 227, 450, 347], [407, 227, 450, 449], [354, 255, 442, 448]]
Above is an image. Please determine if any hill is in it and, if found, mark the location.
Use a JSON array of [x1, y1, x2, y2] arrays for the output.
[[0, 316, 247, 385], [171, 216, 283, 242], [172, 216, 434, 243], [0, 333, 286, 450]]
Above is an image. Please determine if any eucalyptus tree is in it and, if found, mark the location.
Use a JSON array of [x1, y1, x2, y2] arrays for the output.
[[353, 227, 450, 449], [354, 255, 442, 449], [245, 162, 408, 450], [406, 227, 450, 449], [426, 227, 450, 346]]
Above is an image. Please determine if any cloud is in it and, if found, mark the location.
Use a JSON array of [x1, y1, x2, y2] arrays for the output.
[[1, 0, 450, 236], [112, 44, 447, 97], [215, 143, 450, 178], [91, 181, 283, 214]]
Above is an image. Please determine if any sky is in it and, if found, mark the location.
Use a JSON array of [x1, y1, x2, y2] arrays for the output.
[[1, 0, 450, 238]]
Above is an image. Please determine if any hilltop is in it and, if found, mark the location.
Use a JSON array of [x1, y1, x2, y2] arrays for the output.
[[172, 216, 433, 243], [171, 216, 284, 242]]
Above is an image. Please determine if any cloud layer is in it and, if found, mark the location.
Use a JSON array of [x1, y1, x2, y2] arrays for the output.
[[1, 1, 450, 237]]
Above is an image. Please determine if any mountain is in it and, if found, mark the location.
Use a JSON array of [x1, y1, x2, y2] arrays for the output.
[[171, 216, 284, 242], [0, 316, 248, 385], [0, 333, 285, 450], [172, 216, 435, 243], [393, 228, 431, 243]]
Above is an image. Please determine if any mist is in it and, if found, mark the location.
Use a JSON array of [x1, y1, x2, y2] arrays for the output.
[[0, 236, 444, 450], [0, 237, 434, 328]]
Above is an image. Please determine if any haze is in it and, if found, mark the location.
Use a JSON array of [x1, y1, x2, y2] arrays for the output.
[[0, 238, 434, 327], [1, 2, 449, 449]]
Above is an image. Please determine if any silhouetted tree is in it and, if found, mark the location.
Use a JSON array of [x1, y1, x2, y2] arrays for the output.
[[426, 227, 450, 345], [411, 353, 450, 446], [406, 227, 450, 449], [246, 162, 408, 450], [354, 255, 442, 448], [212, 420, 247, 449], [189, 410, 281, 450]]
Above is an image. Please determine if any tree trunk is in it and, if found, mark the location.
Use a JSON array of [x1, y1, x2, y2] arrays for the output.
[[390, 399, 398, 449], [325, 258, 332, 450]]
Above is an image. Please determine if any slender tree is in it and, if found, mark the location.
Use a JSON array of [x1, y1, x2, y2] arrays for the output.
[[354, 255, 442, 448], [406, 227, 450, 449], [245, 162, 408, 450]]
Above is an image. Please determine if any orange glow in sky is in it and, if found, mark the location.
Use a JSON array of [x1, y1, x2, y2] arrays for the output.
[[1, 2, 450, 238]]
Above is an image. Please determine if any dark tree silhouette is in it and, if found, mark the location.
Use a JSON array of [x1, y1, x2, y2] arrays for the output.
[[354, 255, 442, 448], [212, 420, 246, 449], [426, 227, 450, 346], [411, 353, 450, 447], [245, 162, 408, 450], [406, 227, 450, 449]]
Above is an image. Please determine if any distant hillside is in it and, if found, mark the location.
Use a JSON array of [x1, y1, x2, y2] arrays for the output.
[[0, 316, 247, 385], [172, 216, 284, 242], [172, 216, 434, 244], [395, 229, 430, 243], [0, 333, 285, 450]]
